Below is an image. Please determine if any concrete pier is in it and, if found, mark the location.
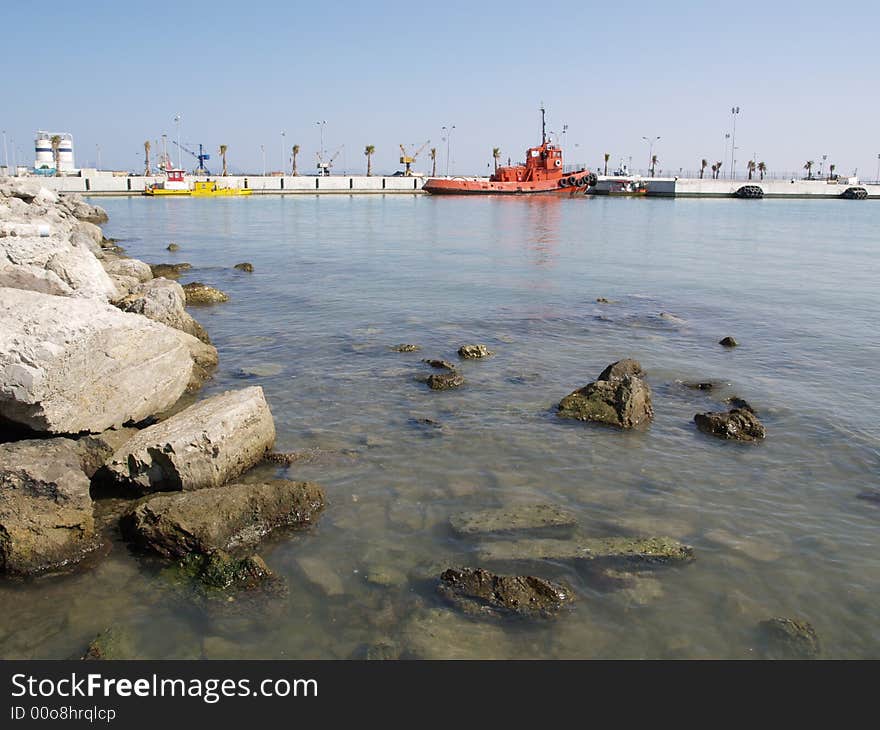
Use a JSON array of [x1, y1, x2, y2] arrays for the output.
[[19, 174, 427, 196], [591, 176, 880, 199]]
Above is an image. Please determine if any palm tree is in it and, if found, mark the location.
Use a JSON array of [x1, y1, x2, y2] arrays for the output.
[[364, 145, 375, 176], [700, 159, 708, 179], [492, 147, 501, 173], [757, 161, 766, 180], [829, 163, 836, 180], [144, 140, 151, 176], [603, 152, 611, 175], [710, 163, 718, 180], [650, 154, 658, 177], [219, 144, 228, 176], [747, 160, 756, 180], [804, 160, 814, 179], [715, 161, 723, 179], [292, 144, 300, 176], [430, 147, 437, 176], [50, 135, 62, 176]]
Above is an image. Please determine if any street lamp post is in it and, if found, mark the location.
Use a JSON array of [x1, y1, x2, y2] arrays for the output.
[[442, 124, 455, 176], [260, 145, 266, 176], [642, 135, 660, 176], [316, 120, 326, 167], [730, 106, 740, 179], [2, 130, 7, 176], [173, 114, 182, 169], [280, 131, 285, 174], [876, 153, 880, 183], [820, 154, 827, 179], [96, 144, 101, 170]]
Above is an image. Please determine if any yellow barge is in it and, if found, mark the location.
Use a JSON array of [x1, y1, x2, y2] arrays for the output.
[[143, 169, 251, 197]]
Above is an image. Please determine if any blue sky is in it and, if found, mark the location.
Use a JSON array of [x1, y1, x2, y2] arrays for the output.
[[3, 1, 879, 178]]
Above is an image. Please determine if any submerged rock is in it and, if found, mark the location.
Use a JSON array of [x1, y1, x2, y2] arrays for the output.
[[724, 396, 755, 413], [233, 262, 254, 272], [694, 408, 765, 441], [450, 504, 577, 536], [120, 479, 325, 558], [427, 372, 465, 390], [0, 438, 98, 575], [82, 626, 135, 660], [719, 336, 739, 348], [148, 263, 191, 280], [0, 288, 192, 434], [477, 536, 694, 565], [166, 243, 180, 252], [856, 489, 880, 505], [458, 344, 493, 359], [597, 358, 645, 381], [422, 358, 456, 371], [103, 386, 275, 493], [390, 344, 421, 353], [177, 549, 276, 591], [758, 617, 821, 659], [182, 282, 229, 305], [558, 374, 653, 429], [438, 567, 574, 618]]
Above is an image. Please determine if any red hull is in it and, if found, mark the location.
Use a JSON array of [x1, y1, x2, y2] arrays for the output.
[[423, 174, 591, 195]]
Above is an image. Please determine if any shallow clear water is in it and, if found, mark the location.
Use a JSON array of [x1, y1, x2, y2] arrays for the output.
[[2, 194, 878, 659]]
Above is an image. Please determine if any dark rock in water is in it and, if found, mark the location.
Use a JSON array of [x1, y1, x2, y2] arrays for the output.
[[478, 536, 694, 565], [82, 626, 135, 660], [694, 408, 765, 441], [233, 262, 254, 272], [390, 343, 420, 353], [182, 282, 229, 305], [597, 358, 645, 381], [422, 358, 456, 371], [0, 438, 99, 575], [724, 396, 755, 414], [758, 617, 821, 659], [719, 336, 739, 348], [681, 381, 718, 391], [263, 448, 358, 466], [427, 372, 465, 390], [148, 262, 191, 279], [75, 427, 139, 478], [410, 417, 443, 430], [558, 374, 653, 429], [166, 243, 180, 252], [458, 344, 493, 359], [856, 489, 880, 505], [438, 567, 574, 618], [119, 479, 325, 558], [364, 641, 403, 661], [596, 297, 612, 304], [450, 504, 577, 536]]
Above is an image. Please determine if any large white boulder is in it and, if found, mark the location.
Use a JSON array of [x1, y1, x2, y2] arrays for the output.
[[103, 387, 276, 493], [0, 287, 193, 434]]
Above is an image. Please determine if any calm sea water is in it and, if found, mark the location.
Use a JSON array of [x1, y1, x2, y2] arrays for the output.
[[2, 193, 878, 659]]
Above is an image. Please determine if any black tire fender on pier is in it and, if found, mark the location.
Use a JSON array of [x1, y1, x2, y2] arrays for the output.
[[735, 185, 764, 199], [842, 187, 868, 200], [587, 173, 598, 186]]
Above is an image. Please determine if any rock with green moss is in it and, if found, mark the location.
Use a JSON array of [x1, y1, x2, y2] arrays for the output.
[[694, 408, 765, 441], [758, 617, 820, 659], [427, 372, 464, 390], [458, 344, 492, 359], [166, 243, 180, 252], [450, 504, 577, 536], [233, 262, 253, 272], [558, 374, 653, 429], [478, 536, 694, 565], [390, 343, 421, 353], [148, 262, 191, 279], [719, 336, 739, 347], [82, 626, 136, 660], [422, 358, 456, 371], [438, 567, 574, 618], [182, 282, 229, 305]]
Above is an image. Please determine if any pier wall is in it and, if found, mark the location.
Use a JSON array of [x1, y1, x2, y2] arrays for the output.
[[27, 174, 426, 196], [591, 176, 880, 199]]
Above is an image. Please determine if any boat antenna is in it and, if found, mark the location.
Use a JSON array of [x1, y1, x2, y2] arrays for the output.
[[540, 103, 546, 145]]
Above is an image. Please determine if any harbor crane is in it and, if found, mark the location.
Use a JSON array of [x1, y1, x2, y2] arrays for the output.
[[399, 140, 430, 176], [316, 145, 343, 176], [171, 140, 211, 175]]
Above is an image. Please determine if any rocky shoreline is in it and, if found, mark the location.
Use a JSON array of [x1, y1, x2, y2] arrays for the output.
[[0, 180, 813, 660]]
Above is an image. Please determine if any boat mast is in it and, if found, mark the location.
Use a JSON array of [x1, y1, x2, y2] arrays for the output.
[[540, 104, 546, 145]]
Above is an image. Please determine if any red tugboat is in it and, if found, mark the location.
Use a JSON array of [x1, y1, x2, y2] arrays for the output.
[[422, 108, 596, 195]]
